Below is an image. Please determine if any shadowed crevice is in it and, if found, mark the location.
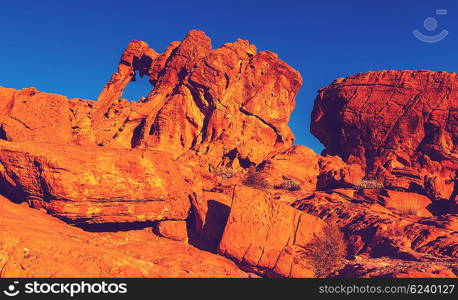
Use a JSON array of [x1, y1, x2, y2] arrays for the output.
[[74, 221, 153, 232], [188, 200, 230, 252]]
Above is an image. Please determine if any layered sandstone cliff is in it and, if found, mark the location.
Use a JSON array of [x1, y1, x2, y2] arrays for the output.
[[0, 31, 456, 278], [312, 70, 457, 211]]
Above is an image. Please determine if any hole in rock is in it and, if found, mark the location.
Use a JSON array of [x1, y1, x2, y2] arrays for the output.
[[122, 70, 153, 102]]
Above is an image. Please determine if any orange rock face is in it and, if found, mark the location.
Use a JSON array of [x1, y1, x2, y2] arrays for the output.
[[2, 30, 302, 171], [0, 87, 72, 144], [155, 220, 188, 242], [1, 31, 457, 278], [218, 185, 327, 277], [0, 141, 191, 223], [69, 30, 302, 170], [257, 145, 319, 192], [312, 70, 458, 209], [292, 190, 458, 260], [190, 189, 233, 250], [0, 195, 250, 277]]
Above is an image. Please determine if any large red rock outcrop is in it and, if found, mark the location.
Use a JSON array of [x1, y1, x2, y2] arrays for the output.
[[133, 30, 301, 167], [0, 87, 72, 144], [2, 30, 457, 279], [218, 185, 327, 277], [64, 30, 302, 168], [292, 189, 458, 260], [312, 70, 458, 207], [0, 194, 251, 277], [0, 30, 305, 228], [0, 141, 192, 224], [2, 30, 303, 170]]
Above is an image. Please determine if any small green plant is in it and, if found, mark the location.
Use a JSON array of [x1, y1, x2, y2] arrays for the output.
[[211, 165, 237, 179], [243, 166, 270, 189], [399, 207, 418, 216], [297, 224, 347, 278], [354, 178, 384, 190], [275, 177, 301, 191], [396, 198, 421, 217]]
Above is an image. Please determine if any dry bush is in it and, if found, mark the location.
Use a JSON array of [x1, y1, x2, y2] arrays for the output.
[[399, 207, 418, 216], [211, 165, 237, 179], [396, 198, 421, 217], [297, 224, 347, 278], [354, 178, 384, 190], [275, 177, 301, 191], [243, 166, 270, 189]]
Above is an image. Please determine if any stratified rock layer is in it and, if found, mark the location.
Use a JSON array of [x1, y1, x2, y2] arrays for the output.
[[218, 185, 326, 277], [312, 70, 458, 206], [1, 31, 457, 278], [0, 195, 250, 277], [0, 87, 72, 144], [76, 30, 302, 169], [0, 30, 304, 224], [0, 141, 192, 223]]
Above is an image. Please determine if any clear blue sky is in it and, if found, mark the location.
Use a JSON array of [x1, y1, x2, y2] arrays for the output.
[[1, 0, 456, 152]]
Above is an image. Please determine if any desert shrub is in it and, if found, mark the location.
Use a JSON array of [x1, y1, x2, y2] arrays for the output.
[[243, 166, 270, 189], [211, 165, 237, 179], [354, 178, 384, 190], [275, 177, 301, 191], [297, 224, 347, 278], [396, 198, 421, 217], [398, 207, 418, 216]]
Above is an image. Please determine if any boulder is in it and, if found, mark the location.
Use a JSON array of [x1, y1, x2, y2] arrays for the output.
[[190, 189, 232, 249], [0, 141, 191, 224], [155, 220, 188, 242], [218, 185, 327, 277], [316, 155, 365, 190], [311, 70, 458, 210], [0, 87, 72, 144], [257, 145, 319, 192], [0, 194, 250, 277]]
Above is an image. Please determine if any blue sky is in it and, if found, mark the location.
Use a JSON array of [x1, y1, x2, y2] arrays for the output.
[[0, 0, 456, 152]]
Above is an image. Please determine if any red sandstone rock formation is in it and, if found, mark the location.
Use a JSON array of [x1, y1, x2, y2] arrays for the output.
[[292, 189, 457, 260], [218, 185, 326, 277], [0, 141, 192, 223], [0, 194, 250, 277], [70, 30, 302, 170], [0, 87, 72, 144], [312, 70, 457, 208], [0, 31, 457, 278]]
